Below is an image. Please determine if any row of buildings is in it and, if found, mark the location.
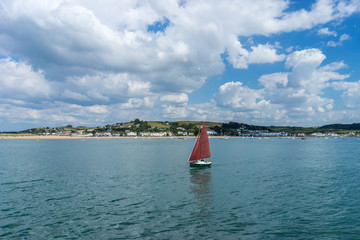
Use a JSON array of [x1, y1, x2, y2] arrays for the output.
[[238, 129, 288, 137], [63, 129, 288, 138]]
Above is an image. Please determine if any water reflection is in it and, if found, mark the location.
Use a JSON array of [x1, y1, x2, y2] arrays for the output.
[[189, 168, 213, 214]]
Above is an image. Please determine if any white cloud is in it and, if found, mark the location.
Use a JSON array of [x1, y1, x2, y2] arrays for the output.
[[87, 105, 108, 114], [120, 97, 156, 109], [327, 33, 351, 47], [327, 40, 338, 47], [226, 35, 250, 69], [259, 72, 288, 89], [64, 73, 151, 104], [0, 102, 108, 127], [161, 102, 236, 122], [285, 48, 325, 69], [160, 93, 188, 104], [267, 49, 349, 107], [339, 33, 350, 41], [213, 48, 352, 126], [0, 0, 359, 129], [332, 80, 360, 108], [61, 89, 90, 101], [214, 81, 271, 111], [162, 105, 189, 119], [1, 0, 356, 87], [268, 0, 356, 32], [248, 44, 285, 64], [318, 27, 337, 36], [226, 36, 285, 69], [285, 49, 326, 90], [0, 58, 53, 101]]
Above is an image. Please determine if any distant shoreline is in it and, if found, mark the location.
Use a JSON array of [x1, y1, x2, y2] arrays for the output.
[[0, 135, 205, 139], [0, 135, 275, 140], [0, 135, 346, 140]]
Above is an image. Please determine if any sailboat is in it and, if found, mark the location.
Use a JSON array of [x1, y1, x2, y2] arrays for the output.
[[188, 122, 212, 167]]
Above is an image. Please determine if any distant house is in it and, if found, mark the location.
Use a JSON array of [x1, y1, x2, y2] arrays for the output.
[[207, 130, 217, 135], [127, 132, 137, 136], [82, 133, 93, 137], [239, 129, 288, 137], [311, 133, 326, 137], [140, 132, 168, 137], [150, 132, 167, 137], [139, 132, 150, 137]]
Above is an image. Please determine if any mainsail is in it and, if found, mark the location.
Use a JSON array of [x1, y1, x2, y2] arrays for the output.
[[188, 123, 211, 161]]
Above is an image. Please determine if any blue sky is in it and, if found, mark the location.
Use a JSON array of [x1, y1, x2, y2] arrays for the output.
[[0, 0, 360, 131]]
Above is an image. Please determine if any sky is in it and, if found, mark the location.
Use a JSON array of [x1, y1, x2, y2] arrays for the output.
[[1, 0, 360, 131]]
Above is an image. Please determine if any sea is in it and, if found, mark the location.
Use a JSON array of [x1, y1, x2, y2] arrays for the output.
[[1, 137, 360, 239]]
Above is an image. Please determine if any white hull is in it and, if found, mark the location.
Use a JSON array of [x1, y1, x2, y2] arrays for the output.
[[189, 160, 211, 167]]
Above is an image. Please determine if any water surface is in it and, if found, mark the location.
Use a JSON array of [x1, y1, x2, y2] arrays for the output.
[[1, 138, 360, 239]]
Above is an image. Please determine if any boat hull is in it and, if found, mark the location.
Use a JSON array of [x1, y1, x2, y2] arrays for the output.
[[189, 160, 211, 167]]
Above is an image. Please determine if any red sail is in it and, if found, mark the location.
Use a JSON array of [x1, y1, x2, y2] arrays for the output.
[[188, 123, 211, 161]]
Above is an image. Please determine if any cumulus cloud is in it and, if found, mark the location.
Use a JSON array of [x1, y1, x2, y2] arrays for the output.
[[214, 81, 269, 111], [162, 105, 189, 119], [332, 81, 360, 108], [0, 0, 224, 93], [161, 103, 236, 122], [265, 49, 349, 108], [120, 97, 156, 109], [318, 27, 337, 36], [0, 102, 109, 128], [160, 93, 188, 104], [285, 48, 326, 90], [23, 72, 153, 109], [248, 44, 286, 64], [61, 89, 90, 101], [214, 48, 351, 125], [0, 0, 359, 129], [0, 58, 53, 101], [226, 37, 285, 69], [1, 0, 356, 86]]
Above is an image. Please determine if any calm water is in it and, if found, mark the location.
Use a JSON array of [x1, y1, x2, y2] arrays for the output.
[[1, 137, 360, 239]]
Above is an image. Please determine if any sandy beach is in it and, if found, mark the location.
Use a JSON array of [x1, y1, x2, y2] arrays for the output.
[[0, 135, 197, 140], [0, 135, 301, 140]]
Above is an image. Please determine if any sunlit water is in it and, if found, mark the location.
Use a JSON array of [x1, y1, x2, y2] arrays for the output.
[[1, 137, 360, 239]]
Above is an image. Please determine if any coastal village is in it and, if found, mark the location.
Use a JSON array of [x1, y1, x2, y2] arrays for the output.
[[6, 119, 360, 138], [35, 129, 358, 138]]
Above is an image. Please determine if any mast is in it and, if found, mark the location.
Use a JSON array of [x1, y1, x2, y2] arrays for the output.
[[188, 122, 211, 161]]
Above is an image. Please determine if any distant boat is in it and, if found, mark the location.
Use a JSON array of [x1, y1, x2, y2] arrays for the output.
[[188, 123, 212, 167]]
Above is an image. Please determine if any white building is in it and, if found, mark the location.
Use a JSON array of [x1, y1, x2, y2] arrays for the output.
[[207, 130, 217, 135], [127, 132, 137, 136]]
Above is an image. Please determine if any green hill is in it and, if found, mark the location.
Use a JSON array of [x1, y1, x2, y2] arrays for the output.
[[4, 119, 360, 136]]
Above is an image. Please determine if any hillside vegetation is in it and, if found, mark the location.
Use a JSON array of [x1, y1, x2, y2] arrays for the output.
[[2, 120, 360, 136]]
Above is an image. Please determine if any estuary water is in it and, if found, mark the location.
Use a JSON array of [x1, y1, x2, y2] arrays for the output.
[[1, 137, 360, 239]]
